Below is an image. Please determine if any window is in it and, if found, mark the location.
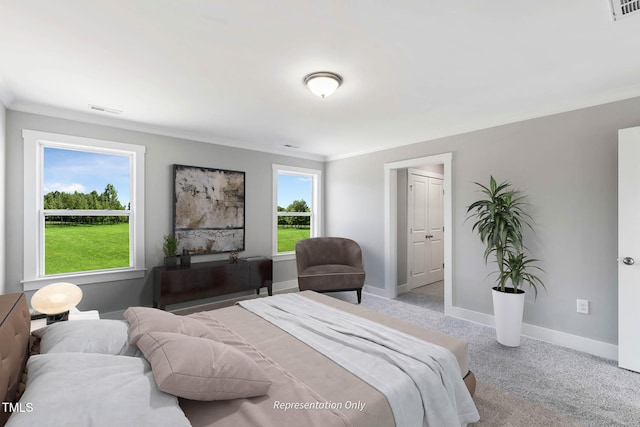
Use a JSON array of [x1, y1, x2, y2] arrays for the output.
[[23, 130, 145, 290], [272, 165, 322, 258]]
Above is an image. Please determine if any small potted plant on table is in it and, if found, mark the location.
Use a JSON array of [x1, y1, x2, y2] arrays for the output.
[[162, 234, 179, 269]]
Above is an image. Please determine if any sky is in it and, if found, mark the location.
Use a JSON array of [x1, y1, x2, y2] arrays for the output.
[[43, 148, 308, 210], [278, 174, 311, 208], [44, 147, 131, 206]]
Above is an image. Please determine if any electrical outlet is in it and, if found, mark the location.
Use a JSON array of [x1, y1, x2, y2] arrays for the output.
[[576, 299, 590, 314]]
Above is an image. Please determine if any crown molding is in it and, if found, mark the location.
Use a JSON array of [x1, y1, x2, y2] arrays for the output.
[[7, 101, 326, 162], [327, 83, 640, 162], [0, 77, 14, 108]]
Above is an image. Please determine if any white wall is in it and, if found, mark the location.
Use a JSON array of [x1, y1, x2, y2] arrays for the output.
[[4, 110, 322, 311], [0, 102, 5, 295], [326, 96, 640, 347]]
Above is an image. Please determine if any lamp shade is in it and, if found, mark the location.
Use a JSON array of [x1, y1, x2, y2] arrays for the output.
[[304, 72, 343, 98], [31, 282, 83, 315]]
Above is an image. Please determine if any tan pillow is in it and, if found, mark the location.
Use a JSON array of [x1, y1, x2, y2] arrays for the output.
[[123, 307, 217, 345], [137, 331, 272, 401]]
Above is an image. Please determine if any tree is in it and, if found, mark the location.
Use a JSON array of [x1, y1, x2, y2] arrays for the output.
[[285, 200, 310, 228], [87, 191, 100, 209], [43, 184, 126, 225], [101, 184, 121, 210], [287, 199, 309, 213]]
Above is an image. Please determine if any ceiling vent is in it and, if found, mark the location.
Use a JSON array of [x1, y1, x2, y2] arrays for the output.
[[88, 104, 123, 115], [610, 0, 640, 20]]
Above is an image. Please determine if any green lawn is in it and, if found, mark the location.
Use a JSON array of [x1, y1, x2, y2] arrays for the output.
[[277, 226, 310, 252], [45, 224, 305, 273], [45, 223, 130, 275]]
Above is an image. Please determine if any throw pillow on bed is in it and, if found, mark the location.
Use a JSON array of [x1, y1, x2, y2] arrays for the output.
[[123, 306, 220, 344], [136, 331, 272, 401]]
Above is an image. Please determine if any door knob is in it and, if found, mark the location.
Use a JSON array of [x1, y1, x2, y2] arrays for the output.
[[425, 234, 433, 239], [622, 257, 635, 265]]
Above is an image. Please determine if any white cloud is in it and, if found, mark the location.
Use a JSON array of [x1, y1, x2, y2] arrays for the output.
[[44, 182, 86, 193]]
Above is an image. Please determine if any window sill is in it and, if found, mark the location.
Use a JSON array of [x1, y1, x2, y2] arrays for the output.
[[22, 268, 147, 292]]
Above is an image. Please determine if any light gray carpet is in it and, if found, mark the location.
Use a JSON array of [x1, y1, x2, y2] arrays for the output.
[[471, 381, 577, 426], [328, 290, 640, 427], [397, 281, 445, 312]]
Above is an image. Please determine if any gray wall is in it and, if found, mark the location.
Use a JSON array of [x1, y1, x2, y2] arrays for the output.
[[6, 95, 640, 344], [5, 110, 323, 312], [0, 103, 5, 295], [326, 96, 640, 345]]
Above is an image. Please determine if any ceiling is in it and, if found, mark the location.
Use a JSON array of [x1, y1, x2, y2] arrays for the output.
[[2, 1, 640, 161]]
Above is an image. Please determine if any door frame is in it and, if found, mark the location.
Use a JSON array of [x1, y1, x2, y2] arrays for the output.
[[384, 152, 453, 314]]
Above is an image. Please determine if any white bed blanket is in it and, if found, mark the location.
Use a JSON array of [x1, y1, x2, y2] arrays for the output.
[[238, 294, 479, 427]]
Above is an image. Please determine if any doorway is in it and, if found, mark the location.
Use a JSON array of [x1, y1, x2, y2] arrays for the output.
[[383, 153, 453, 314]]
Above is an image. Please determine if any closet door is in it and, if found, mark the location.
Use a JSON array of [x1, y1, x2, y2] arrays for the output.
[[408, 171, 444, 288]]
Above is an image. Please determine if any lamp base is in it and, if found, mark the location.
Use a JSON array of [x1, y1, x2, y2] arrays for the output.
[[46, 311, 69, 325]]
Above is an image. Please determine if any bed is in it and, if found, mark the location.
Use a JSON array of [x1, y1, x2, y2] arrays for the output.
[[0, 291, 479, 426]]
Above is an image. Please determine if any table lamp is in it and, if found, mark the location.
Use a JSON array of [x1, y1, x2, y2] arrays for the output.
[[31, 282, 83, 325]]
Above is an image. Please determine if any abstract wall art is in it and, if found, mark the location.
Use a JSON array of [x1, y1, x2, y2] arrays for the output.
[[173, 164, 245, 254]]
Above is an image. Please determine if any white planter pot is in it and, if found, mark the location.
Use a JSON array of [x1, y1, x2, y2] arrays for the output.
[[492, 287, 525, 347]]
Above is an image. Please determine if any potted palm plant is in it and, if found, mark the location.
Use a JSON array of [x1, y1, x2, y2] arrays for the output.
[[162, 234, 179, 269], [466, 176, 544, 347]]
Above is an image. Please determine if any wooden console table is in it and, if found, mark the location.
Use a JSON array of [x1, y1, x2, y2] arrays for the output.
[[153, 256, 272, 310]]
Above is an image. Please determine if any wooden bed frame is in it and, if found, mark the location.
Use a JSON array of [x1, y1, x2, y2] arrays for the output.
[[0, 293, 30, 427]]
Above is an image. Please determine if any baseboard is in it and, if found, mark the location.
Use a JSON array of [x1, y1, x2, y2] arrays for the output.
[[363, 284, 392, 298], [520, 322, 618, 361], [397, 282, 411, 294], [446, 305, 495, 327], [447, 306, 618, 361]]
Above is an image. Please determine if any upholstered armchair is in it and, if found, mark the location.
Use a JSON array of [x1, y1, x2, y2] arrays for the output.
[[295, 237, 365, 303]]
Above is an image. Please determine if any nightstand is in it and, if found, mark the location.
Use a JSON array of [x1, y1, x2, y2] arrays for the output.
[[30, 307, 100, 332]]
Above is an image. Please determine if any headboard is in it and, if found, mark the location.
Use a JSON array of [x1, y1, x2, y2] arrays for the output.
[[0, 293, 30, 426]]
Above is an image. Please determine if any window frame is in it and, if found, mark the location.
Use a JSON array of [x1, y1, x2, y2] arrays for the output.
[[272, 165, 322, 260], [22, 130, 146, 291]]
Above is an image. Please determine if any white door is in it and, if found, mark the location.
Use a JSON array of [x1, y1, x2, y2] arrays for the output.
[[427, 177, 444, 284], [618, 126, 640, 373], [408, 171, 444, 288]]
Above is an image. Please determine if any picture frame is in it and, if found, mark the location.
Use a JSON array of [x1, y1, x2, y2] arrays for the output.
[[173, 164, 245, 254]]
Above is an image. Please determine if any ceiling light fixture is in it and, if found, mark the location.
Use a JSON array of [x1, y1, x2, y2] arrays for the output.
[[303, 72, 343, 98]]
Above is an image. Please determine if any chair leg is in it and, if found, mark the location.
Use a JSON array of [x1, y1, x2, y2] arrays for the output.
[[356, 289, 362, 304]]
